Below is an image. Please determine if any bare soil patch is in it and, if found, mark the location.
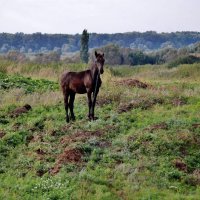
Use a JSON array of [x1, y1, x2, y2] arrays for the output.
[[192, 123, 200, 129], [118, 98, 164, 113], [10, 104, 32, 118], [50, 148, 83, 175], [60, 130, 104, 145], [51, 126, 115, 175], [0, 130, 6, 138], [96, 96, 113, 106], [27, 134, 43, 143], [115, 79, 150, 89], [172, 97, 187, 106], [144, 122, 168, 132], [172, 159, 187, 172]]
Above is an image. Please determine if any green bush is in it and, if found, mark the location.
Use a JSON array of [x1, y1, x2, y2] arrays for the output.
[[3, 131, 28, 147], [168, 55, 200, 68]]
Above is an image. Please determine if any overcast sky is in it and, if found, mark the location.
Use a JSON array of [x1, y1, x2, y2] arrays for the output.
[[0, 0, 200, 34]]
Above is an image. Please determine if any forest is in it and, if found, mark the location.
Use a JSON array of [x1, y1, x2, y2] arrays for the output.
[[0, 31, 200, 53]]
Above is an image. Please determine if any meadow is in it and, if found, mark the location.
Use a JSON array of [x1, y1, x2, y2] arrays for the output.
[[0, 60, 200, 199]]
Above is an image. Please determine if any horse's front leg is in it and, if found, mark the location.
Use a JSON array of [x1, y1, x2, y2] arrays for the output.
[[91, 87, 99, 120], [87, 91, 92, 120], [69, 92, 76, 121], [64, 94, 69, 123]]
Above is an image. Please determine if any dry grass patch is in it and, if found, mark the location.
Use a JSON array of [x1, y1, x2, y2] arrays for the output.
[[0, 89, 62, 108]]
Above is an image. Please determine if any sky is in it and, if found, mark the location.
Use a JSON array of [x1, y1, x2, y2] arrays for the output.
[[0, 0, 200, 34]]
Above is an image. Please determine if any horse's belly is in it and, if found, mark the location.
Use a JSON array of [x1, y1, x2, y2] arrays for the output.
[[76, 87, 87, 94], [71, 84, 87, 94]]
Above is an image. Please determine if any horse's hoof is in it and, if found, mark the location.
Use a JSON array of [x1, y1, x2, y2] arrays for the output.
[[88, 115, 92, 120], [66, 118, 69, 123], [71, 116, 76, 121], [89, 116, 98, 121]]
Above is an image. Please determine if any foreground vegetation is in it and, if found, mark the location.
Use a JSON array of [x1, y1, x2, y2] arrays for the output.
[[0, 61, 200, 199]]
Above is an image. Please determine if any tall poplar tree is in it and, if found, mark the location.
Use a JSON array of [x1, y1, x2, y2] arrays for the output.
[[80, 29, 89, 63]]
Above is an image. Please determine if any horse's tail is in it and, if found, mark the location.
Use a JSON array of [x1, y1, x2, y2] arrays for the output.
[[60, 71, 70, 95]]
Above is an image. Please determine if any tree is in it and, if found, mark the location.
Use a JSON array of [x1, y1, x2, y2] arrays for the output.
[[96, 44, 123, 65], [128, 51, 146, 65], [80, 29, 89, 63]]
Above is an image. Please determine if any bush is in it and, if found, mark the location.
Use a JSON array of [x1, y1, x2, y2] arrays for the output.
[[3, 132, 25, 147], [93, 44, 124, 65], [168, 55, 200, 68], [128, 51, 157, 65]]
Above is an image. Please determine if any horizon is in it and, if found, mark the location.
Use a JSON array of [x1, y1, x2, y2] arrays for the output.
[[1, 30, 200, 35], [0, 0, 200, 34]]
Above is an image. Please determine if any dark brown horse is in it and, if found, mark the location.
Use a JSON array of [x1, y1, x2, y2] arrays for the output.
[[61, 51, 105, 122]]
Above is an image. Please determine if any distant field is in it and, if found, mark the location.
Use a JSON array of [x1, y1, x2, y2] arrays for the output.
[[0, 61, 200, 199]]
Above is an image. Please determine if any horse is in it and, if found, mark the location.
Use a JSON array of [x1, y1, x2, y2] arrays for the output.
[[60, 51, 105, 123]]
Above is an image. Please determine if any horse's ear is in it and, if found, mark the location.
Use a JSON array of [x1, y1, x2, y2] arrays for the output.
[[95, 51, 98, 58], [102, 53, 104, 57]]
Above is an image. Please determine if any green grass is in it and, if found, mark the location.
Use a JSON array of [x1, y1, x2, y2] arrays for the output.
[[0, 62, 200, 199], [0, 72, 59, 93]]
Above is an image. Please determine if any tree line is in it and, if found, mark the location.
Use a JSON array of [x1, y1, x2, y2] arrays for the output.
[[1, 42, 200, 68], [95, 43, 200, 67], [0, 31, 200, 53]]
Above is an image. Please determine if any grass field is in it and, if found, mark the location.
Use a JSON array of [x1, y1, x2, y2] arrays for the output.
[[0, 61, 200, 199]]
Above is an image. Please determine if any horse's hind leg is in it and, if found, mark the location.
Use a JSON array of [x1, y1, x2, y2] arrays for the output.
[[69, 92, 76, 121], [64, 93, 69, 123]]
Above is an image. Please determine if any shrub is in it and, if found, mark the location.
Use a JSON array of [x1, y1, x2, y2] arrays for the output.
[[168, 55, 200, 68], [3, 132, 24, 147]]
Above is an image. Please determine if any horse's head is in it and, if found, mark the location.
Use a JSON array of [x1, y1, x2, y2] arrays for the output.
[[95, 51, 105, 74]]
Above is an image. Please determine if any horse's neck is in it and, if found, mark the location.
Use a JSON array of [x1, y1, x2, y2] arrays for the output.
[[90, 63, 99, 80]]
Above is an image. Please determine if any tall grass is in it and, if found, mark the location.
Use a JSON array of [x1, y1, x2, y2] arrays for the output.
[[109, 63, 200, 82], [0, 60, 88, 80], [1, 56, 200, 83], [0, 89, 62, 109]]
